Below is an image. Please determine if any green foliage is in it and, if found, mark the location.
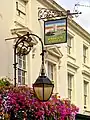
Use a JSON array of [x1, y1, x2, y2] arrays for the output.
[[0, 77, 11, 87], [16, 111, 24, 120]]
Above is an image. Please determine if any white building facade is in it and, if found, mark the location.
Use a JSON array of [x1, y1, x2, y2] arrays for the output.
[[0, 0, 90, 118]]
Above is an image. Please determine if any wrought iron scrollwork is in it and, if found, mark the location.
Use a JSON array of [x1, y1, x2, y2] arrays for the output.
[[16, 35, 33, 56], [38, 8, 66, 20], [38, 8, 82, 20]]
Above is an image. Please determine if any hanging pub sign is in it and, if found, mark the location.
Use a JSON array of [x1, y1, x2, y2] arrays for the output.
[[44, 18, 67, 45]]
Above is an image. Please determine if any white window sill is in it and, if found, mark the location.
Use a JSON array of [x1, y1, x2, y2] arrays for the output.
[[83, 108, 90, 113], [14, 20, 27, 28], [84, 109, 90, 111]]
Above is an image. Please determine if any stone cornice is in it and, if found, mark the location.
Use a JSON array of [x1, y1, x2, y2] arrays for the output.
[[82, 70, 90, 77], [68, 21, 90, 43], [37, 0, 65, 11], [45, 45, 63, 59], [67, 61, 79, 70]]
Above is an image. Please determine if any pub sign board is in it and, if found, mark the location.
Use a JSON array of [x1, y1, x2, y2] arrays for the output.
[[44, 18, 67, 45]]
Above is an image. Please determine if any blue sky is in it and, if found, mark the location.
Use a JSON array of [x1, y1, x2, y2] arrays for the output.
[[45, 19, 66, 26], [54, 0, 90, 33]]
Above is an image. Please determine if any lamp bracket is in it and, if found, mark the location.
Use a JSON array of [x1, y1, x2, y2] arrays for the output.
[[38, 7, 82, 20], [38, 7, 65, 20]]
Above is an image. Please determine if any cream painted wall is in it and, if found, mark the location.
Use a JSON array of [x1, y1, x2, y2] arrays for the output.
[[58, 44, 67, 98], [0, 0, 14, 80]]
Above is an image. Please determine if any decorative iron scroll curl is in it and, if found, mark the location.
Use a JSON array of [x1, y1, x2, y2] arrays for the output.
[[38, 7, 82, 20], [15, 32, 36, 56], [38, 7, 65, 20]]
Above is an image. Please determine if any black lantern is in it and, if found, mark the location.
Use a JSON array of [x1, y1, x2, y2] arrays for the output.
[[33, 75, 54, 101], [33, 35, 54, 101]]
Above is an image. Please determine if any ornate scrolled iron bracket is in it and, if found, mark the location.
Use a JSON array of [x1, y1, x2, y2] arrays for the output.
[[38, 7, 82, 20], [14, 33, 34, 56]]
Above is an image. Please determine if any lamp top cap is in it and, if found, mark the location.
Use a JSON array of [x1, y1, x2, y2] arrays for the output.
[[34, 75, 53, 85]]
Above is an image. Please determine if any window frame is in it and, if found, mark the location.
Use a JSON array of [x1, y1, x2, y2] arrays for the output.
[[67, 33, 74, 54], [84, 80, 89, 108], [83, 45, 88, 64], [17, 55, 27, 85], [67, 72, 74, 100], [16, 0, 26, 19], [47, 61, 55, 81]]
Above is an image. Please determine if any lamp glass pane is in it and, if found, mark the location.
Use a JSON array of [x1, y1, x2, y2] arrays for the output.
[[44, 84, 53, 100], [34, 86, 43, 100], [34, 84, 53, 101]]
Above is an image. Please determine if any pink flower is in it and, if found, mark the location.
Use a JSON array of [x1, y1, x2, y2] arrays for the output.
[[0, 86, 79, 119]]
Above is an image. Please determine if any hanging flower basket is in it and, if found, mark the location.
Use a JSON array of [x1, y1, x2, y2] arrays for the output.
[[0, 83, 79, 120], [0, 77, 79, 120]]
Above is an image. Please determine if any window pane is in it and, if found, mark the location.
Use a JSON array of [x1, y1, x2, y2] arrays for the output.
[[48, 62, 54, 80], [23, 56, 26, 61], [67, 34, 74, 54], [83, 56, 86, 63], [83, 45, 88, 63], [17, 55, 26, 85], [51, 64, 53, 73], [22, 76, 25, 85], [84, 81, 88, 95], [67, 47, 71, 54], [67, 34, 73, 46], [22, 70, 25, 77], [16, 0, 26, 24], [84, 95, 87, 105], [19, 55, 22, 59], [67, 38, 71, 54], [84, 81, 88, 106], [68, 74, 72, 88], [19, 59, 22, 68], [68, 89, 71, 99], [84, 85, 87, 95], [23, 61, 26, 69], [68, 73, 73, 100], [18, 69, 21, 76], [18, 76, 21, 85], [83, 46, 87, 56], [67, 38, 71, 47]]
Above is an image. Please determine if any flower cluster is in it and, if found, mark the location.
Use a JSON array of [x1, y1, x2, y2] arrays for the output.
[[0, 86, 79, 120]]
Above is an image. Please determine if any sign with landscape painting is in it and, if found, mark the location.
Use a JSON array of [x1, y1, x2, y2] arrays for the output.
[[44, 18, 67, 45]]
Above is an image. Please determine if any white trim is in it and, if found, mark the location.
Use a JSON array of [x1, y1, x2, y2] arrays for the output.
[[82, 63, 90, 69], [67, 61, 79, 70], [82, 70, 90, 77], [45, 45, 63, 58], [68, 29, 75, 37], [67, 54, 76, 61], [83, 41, 89, 47], [45, 59, 57, 65], [67, 69, 75, 75]]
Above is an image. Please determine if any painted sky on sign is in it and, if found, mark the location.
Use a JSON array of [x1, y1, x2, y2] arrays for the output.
[[54, 0, 90, 33], [45, 19, 66, 27]]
